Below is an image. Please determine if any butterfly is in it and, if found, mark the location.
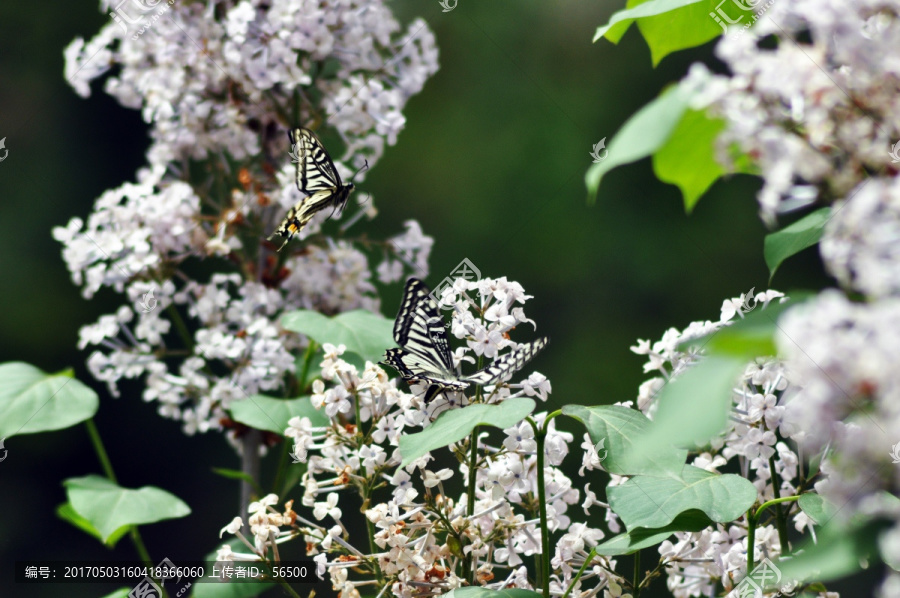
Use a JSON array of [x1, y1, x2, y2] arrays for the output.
[[268, 127, 364, 251], [382, 278, 548, 403]]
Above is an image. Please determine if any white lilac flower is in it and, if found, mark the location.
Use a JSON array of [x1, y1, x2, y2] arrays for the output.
[[59, 0, 438, 439]]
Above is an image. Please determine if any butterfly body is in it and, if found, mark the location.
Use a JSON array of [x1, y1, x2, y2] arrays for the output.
[[383, 278, 547, 403], [269, 127, 357, 251]]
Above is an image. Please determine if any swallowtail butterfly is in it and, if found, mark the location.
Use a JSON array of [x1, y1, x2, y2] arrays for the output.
[[383, 278, 548, 403], [268, 127, 363, 251]]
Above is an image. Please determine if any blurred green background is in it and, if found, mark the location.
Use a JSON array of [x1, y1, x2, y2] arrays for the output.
[[0, 0, 846, 596]]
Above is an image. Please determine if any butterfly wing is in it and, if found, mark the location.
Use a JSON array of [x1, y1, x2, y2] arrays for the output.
[[392, 278, 456, 373], [384, 279, 463, 399], [270, 128, 354, 251], [291, 127, 343, 192], [384, 278, 548, 403], [463, 337, 548, 387]]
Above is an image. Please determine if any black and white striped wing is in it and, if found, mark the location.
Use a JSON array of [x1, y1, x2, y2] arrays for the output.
[[383, 278, 548, 403], [382, 348, 467, 390], [464, 337, 548, 387], [392, 278, 456, 375], [291, 127, 343, 192]]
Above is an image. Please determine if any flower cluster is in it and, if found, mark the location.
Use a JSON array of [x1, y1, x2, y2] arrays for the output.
[[57, 0, 439, 438], [629, 290, 840, 597], [692, 0, 900, 225], [678, 2, 900, 594], [219, 277, 632, 598]]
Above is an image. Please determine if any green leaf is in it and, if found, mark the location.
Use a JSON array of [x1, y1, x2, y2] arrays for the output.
[[586, 86, 691, 203], [692, 295, 801, 358], [99, 590, 131, 598], [608, 465, 756, 529], [764, 208, 832, 280], [633, 0, 730, 66], [594, 510, 712, 555], [798, 493, 838, 526], [56, 502, 130, 547], [0, 362, 99, 437], [593, 0, 707, 45], [64, 475, 191, 542], [561, 404, 686, 475], [399, 399, 536, 468], [211, 468, 263, 494], [228, 395, 327, 436], [624, 356, 747, 469], [281, 309, 395, 363], [652, 109, 726, 211], [448, 588, 543, 598], [775, 518, 886, 588]]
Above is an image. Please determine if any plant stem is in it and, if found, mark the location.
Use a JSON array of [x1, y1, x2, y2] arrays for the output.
[[633, 549, 641, 598], [364, 484, 385, 586], [745, 495, 801, 573], [297, 341, 317, 395], [271, 439, 290, 496], [85, 419, 117, 483], [165, 304, 194, 351], [746, 508, 757, 574], [562, 548, 596, 598], [466, 426, 479, 585], [754, 495, 801, 518], [527, 417, 551, 598], [86, 420, 159, 592], [767, 454, 790, 554], [241, 429, 262, 535]]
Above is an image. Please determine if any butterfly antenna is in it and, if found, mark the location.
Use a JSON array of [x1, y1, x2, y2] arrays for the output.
[[350, 160, 369, 182]]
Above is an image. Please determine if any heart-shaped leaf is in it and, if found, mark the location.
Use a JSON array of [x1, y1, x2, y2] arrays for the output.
[[608, 465, 756, 530], [562, 404, 686, 475], [399, 399, 536, 468], [64, 475, 191, 542], [56, 502, 130, 547], [0, 362, 98, 437], [281, 309, 395, 362], [228, 395, 326, 435]]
